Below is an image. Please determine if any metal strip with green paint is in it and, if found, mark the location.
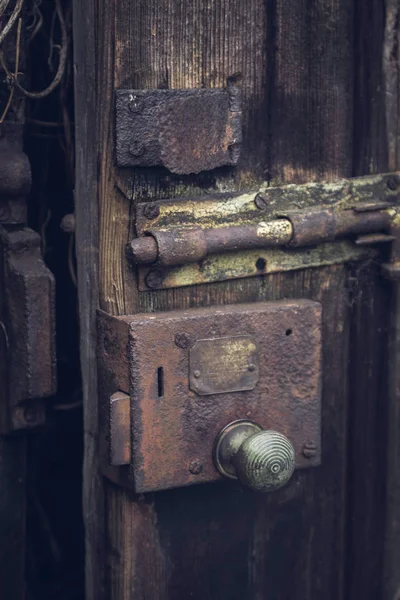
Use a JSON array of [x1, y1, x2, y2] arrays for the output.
[[136, 173, 397, 290]]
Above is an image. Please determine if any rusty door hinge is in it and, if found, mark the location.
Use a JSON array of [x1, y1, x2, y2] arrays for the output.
[[126, 172, 400, 290]]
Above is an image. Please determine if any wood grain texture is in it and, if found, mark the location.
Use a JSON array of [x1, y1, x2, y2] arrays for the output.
[[269, 0, 353, 183], [72, 0, 105, 598], [72, 0, 394, 598], [345, 263, 390, 599], [347, 2, 392, 596], [383, 2, 400, 597]]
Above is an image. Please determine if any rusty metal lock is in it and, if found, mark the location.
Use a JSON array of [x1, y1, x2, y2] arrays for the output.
[[98, 299, 322, 494]]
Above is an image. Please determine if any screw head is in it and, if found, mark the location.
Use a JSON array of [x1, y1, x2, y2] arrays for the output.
[[189, 460, 203, 475], [175, 333, 190, 349], [24, 406, 38, 424], [128, 94, 143, 113], [143, 203, 160, 220], [193, 370, 201, 379], [302, 441, 317, 459], [248, 363, 256, 372], [388, 176, 400, 191], [254, 191, 269, 209], [60, 213, 76, 233], [145, 269, 164, 289], [129, 140, 145, 157]]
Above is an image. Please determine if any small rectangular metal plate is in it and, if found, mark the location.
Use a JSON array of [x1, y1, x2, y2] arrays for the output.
[[109, 391, 131, 466], [98, 300, 322, 493], [189, 336, 259, 395]]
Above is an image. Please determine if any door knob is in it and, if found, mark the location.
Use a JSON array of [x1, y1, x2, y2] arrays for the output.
[[213, 420, 295, 492]]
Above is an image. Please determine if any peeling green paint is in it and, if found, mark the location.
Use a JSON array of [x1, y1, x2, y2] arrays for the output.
[[139, 242, 379, 290], [136, 172, 399, 290]]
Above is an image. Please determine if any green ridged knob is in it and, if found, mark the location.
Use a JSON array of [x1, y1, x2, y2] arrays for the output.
[[214, 420, 295, 493]]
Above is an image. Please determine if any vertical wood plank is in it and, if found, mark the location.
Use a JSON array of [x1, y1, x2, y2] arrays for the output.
[[265, 2, 354, 594], [72, 1, 105, 598], [347, 1, 390, 596], [269, 0, 353, 183], [383, 1, 400, 597]]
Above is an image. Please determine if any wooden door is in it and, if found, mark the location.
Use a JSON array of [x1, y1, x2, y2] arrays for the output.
[[72, 1, 400, 599]]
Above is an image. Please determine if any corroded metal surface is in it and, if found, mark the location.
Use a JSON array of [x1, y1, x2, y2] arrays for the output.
[[130, 220, 293, 267], [0, 149, 31, 197], [135, 172, 399, 234], [97, 300, 322, 493], [189, 336, 259, 396], [131, 208, 388, 268], [133, 172, 399, 289], [281, 205, 392, 247], [116, 87, 242, 174], [138, 241, 378, 290], [0, 227, 56, 432], [109, 391, 131, 466]]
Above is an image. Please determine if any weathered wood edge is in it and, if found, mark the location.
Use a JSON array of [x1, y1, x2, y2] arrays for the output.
[[72, 1, 105, 599], [383, 1, 400, 598]]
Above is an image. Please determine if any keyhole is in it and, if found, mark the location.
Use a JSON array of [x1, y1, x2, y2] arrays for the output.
[[157, 367, 164, 398]]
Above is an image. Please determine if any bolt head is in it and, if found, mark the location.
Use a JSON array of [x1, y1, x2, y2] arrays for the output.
[[129, 140, 145, 157], [143, 203, 160, 220], [175, 333, 190, 349], [24, 406, 38, 424], [189, 460, 203, 475], [128, 95, 143, 113], [388, 176, 400, 191], [254, 192, 268, 209], [60, 213, 76, 233], [302, 441, 317, 459], [145, 269, 164, 289]]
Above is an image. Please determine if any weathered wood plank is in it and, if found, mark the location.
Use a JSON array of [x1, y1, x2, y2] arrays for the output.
[[383, 2, 400, 595], [72, 0, 105, 598], [347, 1, 391, 596], [269, 0, 353, 183]]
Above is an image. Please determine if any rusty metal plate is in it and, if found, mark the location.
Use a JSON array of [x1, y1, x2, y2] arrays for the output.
[[116, 87, 242, 174], [109, 391, 131, 466], [189, 336, 259, 395], [98, 300, 322, 493], [138, 242, 378, 290]]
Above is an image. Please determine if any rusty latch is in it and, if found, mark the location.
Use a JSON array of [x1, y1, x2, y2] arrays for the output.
[[129, 205, 393, 267], [126, 173, 400, 290]]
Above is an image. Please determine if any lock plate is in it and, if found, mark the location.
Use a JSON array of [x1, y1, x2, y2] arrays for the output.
[[98, 300, 322, 493]]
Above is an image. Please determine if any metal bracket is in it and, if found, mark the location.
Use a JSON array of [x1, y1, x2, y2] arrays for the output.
[[116, 87, 242, 174], [128, 172, 400, 290]]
